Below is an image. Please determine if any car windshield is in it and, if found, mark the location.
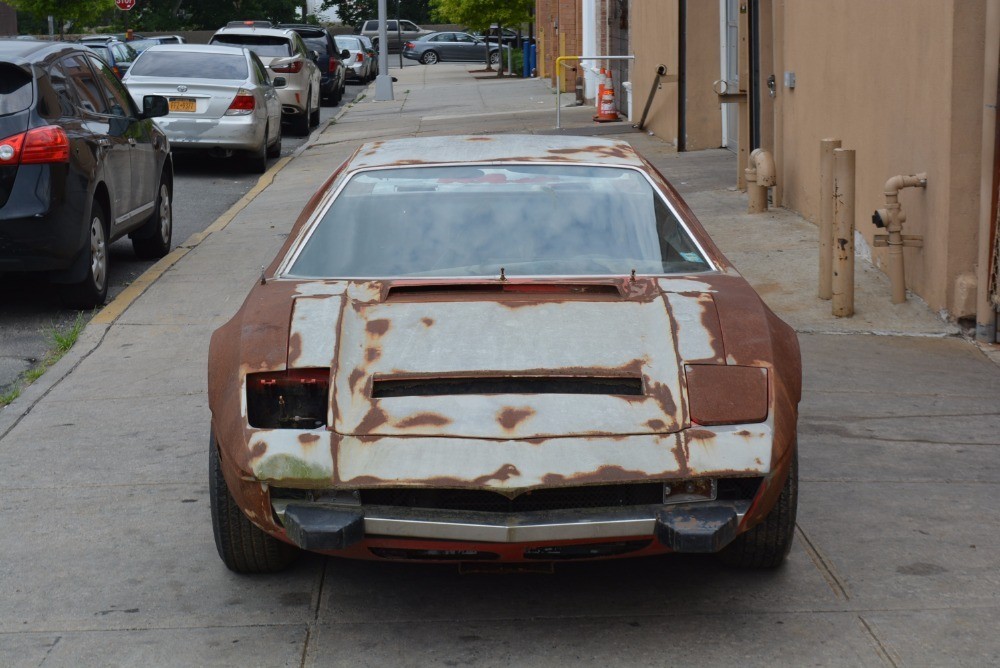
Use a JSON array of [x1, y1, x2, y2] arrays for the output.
[[211, 35, 291, 58], [129, 51, 249, 79], [334, 36, 360, 50], [286, 165, 710, 278], [0, 63, 32, 114]]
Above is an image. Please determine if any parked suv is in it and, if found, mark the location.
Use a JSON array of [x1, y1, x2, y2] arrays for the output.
[[356, 19, 431, 53], [210, 26, 321, 135], [80, 39, 138, 78], [276, 24, 346, 106], [0, 40, 172, 308]]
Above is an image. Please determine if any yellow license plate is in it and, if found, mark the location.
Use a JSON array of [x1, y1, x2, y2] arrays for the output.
[[168, 98, 196, 112]]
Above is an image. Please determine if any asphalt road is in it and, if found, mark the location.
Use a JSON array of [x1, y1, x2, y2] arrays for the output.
[[0, 84, 364, 398]]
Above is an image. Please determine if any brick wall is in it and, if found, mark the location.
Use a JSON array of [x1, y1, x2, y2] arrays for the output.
[[536, 0, 582, 91]]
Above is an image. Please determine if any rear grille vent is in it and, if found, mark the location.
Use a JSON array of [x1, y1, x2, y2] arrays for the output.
[[384, 283, 623, 299], [359, 483, 664, 512], [372, 376, 644, 398]]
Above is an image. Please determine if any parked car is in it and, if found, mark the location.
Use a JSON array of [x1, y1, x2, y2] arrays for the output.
[[123, 44, 283, 173], [357, 34, 377, 77], [470, 27, 534, 47], [0, 40, 172, 308], [209, 26, 321, 136], [276, 24, 346, 106], [80, 39, 138, 78], [206, 134, 801, 573], [403, 31, 508, 66], [78, 33, 145, 45], [127, 35, 187, 54], [356, 19, 431, 53], [334, 34, 375, 82]]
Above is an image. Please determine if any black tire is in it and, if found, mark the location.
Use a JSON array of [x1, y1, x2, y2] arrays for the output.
[[131, 171, 173, 259], [489, 50, 500, 66], [420, 50, 439, 65], [717, 452, 798, 569], [209, 429, 298, 574], [309, 92, 320, 127], [246, 129, 268, 174], [294, 95, 311, 136], [266, 123, 282, 158], [61, 199, 109, 309]]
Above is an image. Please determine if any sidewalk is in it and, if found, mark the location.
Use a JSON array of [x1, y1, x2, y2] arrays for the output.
[[1, 64, 997, 667]]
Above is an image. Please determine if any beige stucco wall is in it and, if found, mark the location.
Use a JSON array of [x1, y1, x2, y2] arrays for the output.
[[776, 0, 986, 315], [630, 0, 721, 149]]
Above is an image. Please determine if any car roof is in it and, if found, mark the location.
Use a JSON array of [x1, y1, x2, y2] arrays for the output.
[[0, 39, 80, 63], [348, 135, 646, 171], [213, 26, 296, 39]]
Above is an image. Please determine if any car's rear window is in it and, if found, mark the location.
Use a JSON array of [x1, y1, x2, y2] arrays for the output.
[[286, 165, 710, 278], [84, 45, 112, 63], [129, 52, 249, 79], [0, 63, 33, 115], [334, 36, 361, 51], [211, 35, 292, 58], [301, 36, 328, 55]]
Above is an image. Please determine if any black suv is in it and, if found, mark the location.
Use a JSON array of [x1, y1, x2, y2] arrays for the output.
[[276, 24, 346, 106], [0, 40, 171, 308]]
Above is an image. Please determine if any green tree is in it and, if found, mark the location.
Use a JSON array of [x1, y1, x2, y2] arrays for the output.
[[430, 0, 531, 31], [322, 0, 431, 28], [6, 0, 112, 34]]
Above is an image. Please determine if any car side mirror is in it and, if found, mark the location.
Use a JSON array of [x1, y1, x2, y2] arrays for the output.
[[341, 49, 350, 59], [272, 76, 287, 88], [142, 95, 169, 118]]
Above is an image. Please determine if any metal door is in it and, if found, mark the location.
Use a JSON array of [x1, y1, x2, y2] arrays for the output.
[[723, 0, 739, 152]]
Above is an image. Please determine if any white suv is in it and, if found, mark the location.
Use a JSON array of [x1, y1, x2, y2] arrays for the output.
[[210, 26, 321, 136]]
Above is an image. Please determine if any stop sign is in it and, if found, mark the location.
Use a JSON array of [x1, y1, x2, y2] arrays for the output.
[[115, 0, 135, 10]]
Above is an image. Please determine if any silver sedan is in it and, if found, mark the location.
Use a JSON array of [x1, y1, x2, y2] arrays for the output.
[[123, 44, 283, 173], [402, 31, 508, 66]]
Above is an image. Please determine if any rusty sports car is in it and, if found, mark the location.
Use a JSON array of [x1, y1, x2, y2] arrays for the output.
[[207, 135, 801, 573]]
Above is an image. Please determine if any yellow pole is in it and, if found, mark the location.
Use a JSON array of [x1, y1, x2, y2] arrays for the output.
[[559, 32, 566, 92]]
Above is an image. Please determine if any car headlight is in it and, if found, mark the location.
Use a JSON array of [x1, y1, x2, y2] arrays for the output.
[[684, 365, 769, 426]]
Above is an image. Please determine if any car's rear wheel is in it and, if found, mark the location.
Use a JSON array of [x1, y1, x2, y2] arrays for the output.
[[266, 122, 282, 158], [61, 200, 109, 309], [309, 91, 320, 127], [131, 171, 173, 259], [294, 95, 311, 136], [246, 131, 268, 174], [489, 50, 500, 66], [209, 429, 298, 574], [717, 452, 798, 569], [420, 50, 439, 65]]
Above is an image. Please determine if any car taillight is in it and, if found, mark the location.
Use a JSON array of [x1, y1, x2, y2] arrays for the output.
[[685, 365, 769, 426], [0, 126, 70, 165], [329, 56, 337, 72], [225, 88, 255, 115], [271, 59, 304, 73], [403, 42, 414, 49], [355, 52, 364, 62], [246, 368, 330, 429]]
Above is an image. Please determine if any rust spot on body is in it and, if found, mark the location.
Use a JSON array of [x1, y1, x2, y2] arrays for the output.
[[421, 317, 434, 327], [542, 465, 658, 486], [472, 463, 520, 485], [366, 319, 390, 336], [298, 433, 321, 446], [366, 347, 381, 362], [687, 429, 716, 441], [396, 413, 453, 429], [348, 368, 365, 393], [356, 406, 389, 433], [497, 407, 536, 430], [250, 441, 267, 459], [646, 419, 666, 431], [287, 332, 303, 366]]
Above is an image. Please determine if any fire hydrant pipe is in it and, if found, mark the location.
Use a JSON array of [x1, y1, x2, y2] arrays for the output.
[[832, 149, 856, 317], [746, 149, 775, 213], [819, 139, 842, 300], [883, 172, 928, 304]]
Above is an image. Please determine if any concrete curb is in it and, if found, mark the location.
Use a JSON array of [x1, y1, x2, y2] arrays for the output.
[[0, 107, 342, 440]]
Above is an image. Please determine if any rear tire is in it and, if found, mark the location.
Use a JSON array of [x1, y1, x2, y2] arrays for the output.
[[266, 123, 282, 158], [61, 200, 109, 309], [717, 453, 798, 569], [209, 429, 298, 574], [294, 95, 311, 136], [309, 93, 320, 127], [131, 172, 172, 259], [420, 50, 439, 65], [246, 128, 268, 174]]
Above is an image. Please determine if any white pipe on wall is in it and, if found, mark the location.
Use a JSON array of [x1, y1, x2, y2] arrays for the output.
[[582, 0, 597, 100]]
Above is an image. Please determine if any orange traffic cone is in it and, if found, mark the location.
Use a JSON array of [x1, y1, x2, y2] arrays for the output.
[[595, 68, 606, 109], [594, 69, 620, 122]]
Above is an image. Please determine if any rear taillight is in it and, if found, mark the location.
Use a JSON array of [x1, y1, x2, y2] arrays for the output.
[[225, 88, 256, 115], [0, 126, 70, 165], [355, 52, 363, 62], [246, 368, 330, 429], [403, 42, 414, 49], [328, 56, 337, 72], [271, 59, 304, 74], [113, 65, 121, 78], [685, 365, 769, 426]]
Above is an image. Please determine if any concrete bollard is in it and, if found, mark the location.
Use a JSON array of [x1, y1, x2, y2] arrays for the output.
[[818, 138, 841, 300], [832, 148, 856, 317]]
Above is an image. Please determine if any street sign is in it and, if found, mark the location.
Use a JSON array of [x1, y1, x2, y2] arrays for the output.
[[115, 0, 135, 10]]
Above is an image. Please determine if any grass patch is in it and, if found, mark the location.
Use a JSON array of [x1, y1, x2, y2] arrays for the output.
[[0, 313, 88, 408]]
